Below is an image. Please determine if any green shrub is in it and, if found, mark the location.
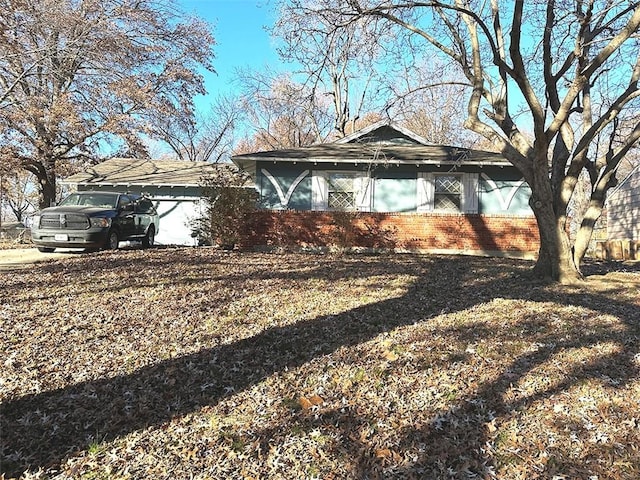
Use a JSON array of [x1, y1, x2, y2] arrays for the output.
[[194, 170, 257, 249]]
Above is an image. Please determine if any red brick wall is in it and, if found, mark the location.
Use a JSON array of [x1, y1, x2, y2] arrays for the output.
[[244, 211, 539, 256]]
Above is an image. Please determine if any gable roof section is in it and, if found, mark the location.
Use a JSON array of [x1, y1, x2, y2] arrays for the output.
[[333, 120, 432, 145], [233, 142, 510, 171], [62, 158, 243, 187], [232, 122, 510, 171], [607, 163, 640, 200]]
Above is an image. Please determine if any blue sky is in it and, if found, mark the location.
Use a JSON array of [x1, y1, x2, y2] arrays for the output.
[[178, 0, 281, 113]]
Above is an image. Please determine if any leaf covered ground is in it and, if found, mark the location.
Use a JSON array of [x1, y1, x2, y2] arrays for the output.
[[1, 248, 639, 479]]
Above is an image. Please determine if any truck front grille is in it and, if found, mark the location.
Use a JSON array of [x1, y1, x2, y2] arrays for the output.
[[40, 213, 90, 229]]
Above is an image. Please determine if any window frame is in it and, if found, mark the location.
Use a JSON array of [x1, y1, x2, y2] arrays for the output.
[[311, 170, 372, 212], [433, 173, 464, 212], [417, 172, 479, 213], [117, 195, 133, 211], [327, 172, 358, 211]]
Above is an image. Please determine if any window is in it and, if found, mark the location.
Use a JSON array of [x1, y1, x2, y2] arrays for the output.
[[417, 172, 478, 213], [311, 171, 371, 211], [327, 173, 357, 210], [59, 193, 119, 208], [434, 175, 462, 211], [136, 199, 155, 214], [117, 195, 132, 210]]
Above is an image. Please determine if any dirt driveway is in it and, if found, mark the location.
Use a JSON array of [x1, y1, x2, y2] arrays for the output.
[[0, 247, 80, 269]]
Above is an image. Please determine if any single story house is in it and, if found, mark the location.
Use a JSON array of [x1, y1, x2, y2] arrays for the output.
[[62, 158, 244, 246], [232, 121, 539, 256], [596, 164, 640, 260]]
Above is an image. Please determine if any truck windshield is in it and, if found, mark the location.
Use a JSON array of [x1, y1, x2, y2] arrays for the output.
[[59, 193, 119, 208]]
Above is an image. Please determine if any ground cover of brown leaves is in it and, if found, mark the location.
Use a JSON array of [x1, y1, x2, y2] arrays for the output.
[[1, 248, 639, 479]]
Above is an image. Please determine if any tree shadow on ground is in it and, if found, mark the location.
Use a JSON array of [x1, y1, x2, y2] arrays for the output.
[[1, 253, 638, 477], [386, 286, 640, 478], [243, 268, 639, 478]]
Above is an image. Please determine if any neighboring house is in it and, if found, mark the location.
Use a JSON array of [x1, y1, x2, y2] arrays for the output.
[[597, 164, 640, 260], [232, 121, 539, 256], [607, 164, 640, 241], [62, 158, 244, 246]]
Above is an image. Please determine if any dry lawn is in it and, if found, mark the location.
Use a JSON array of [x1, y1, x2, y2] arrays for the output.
[[1, 248, 639, 479]]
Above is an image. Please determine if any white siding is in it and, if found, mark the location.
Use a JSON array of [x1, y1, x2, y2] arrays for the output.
[[607, 168, 640, 241]]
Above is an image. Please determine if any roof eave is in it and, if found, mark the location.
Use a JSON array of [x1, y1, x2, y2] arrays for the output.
[[231, 156, 511, 167], [60, 180, 202, 188]]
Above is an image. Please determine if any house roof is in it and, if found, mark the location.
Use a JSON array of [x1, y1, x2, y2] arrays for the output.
[[607, 163, 640, 199], [232, 142, 510, 171], [62, 158, 245, 187], [332, 120, 432, 145], [232, 121, 510, 171]]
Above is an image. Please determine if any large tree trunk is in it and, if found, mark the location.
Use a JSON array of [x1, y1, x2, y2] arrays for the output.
[[529, 172, 583, 284], [36, 161, 57, 209], [532, 213, 581, 283], [573, 172, 612, 271], [23, 157, 57, 209], [572, 202, 604, 269]]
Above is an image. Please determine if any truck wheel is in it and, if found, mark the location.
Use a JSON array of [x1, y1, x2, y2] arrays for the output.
[[105, 230, 119, 250], [142, 225, 155, 248]]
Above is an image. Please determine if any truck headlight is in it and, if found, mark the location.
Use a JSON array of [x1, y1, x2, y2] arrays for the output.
[[31, 215, 41, 228], [90, 217, 111, 228]]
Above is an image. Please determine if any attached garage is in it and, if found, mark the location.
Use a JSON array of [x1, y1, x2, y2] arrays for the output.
[[62, 158, 246, 246]]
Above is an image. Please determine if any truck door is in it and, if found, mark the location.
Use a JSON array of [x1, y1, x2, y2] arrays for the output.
[[116, 195, 136, 239], [133, 198, 151, 235]]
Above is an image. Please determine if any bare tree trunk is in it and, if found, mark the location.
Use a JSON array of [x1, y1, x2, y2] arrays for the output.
[[37, 161, 57, 209], [23, 158, 57, 209], [529, 170, 582, 283], [532, 215, 581, 283], [572, 204, 601, 268], [572, 179, 610, 268]]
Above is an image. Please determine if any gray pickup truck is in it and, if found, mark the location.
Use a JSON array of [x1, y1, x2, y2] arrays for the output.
[[31, 191, 159, 252]]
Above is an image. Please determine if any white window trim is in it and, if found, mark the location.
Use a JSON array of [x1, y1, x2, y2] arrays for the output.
[[463, 173, 479, 213], [417, 172, 478, 213], [417, 172, 434, 212], [311, 171, 372, 211], [311, 173, 327, 210]]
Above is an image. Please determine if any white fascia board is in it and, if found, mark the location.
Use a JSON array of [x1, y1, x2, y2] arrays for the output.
[[332, 120, 431, 145], [60, 181, 201, 188], [332, 120, 389, 144], [247, 157, 511, 167], [388, 123, 432, 145]]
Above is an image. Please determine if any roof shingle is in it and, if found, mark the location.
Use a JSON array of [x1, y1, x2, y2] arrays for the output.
[[62, 158, 244, 187]]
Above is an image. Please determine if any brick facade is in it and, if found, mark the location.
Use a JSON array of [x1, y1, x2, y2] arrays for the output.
[[244, 211, 539, 257]]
